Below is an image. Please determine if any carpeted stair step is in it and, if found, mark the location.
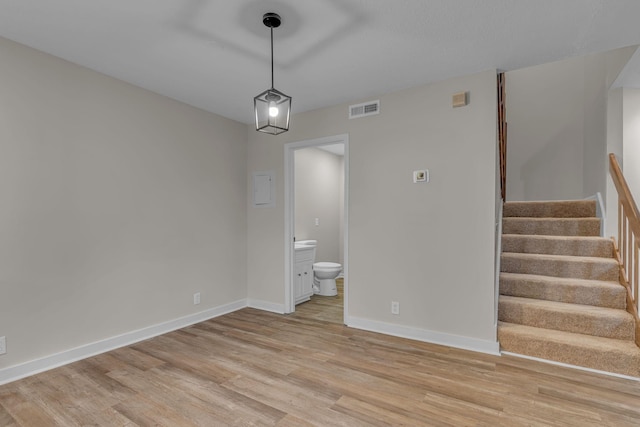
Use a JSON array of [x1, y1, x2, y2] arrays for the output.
[[501, 234, 612, 258], [498, 296, 635, 339], [498, 321, 640, 377], [502, 217, 601, 236], [499, 198, 638, 377], [501, 252, 619, 281], [499, 272, 626, 309], [504, 200, 596, 218]]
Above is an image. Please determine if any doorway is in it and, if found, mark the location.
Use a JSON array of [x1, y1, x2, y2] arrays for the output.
[[284, 134, 349, 320]]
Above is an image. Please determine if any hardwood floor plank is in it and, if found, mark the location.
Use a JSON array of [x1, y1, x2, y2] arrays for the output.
[[538, 385, 640, 419], [0, 401, 18, 427], [108, 346, 167, 372], [152, 364, 287, 425], [0, 390, 59, 427], [221, 375, 367, 427], [111, 394, 194, 426], [130, 334, 239, 384], [332, 395, 436, 427], [1, 286, 639, 426], [420, 391, 537, 427], [496, 354, 640, 396], [275, 414, 321, 427], [599, 411, 640, 427], [288, 360, 427, 406]]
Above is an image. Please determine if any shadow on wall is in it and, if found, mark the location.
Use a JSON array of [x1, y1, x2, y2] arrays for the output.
[[520, 128, 584, 201]]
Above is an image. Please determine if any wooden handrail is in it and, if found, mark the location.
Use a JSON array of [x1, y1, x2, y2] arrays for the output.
[[498, 73, 507, 200], [609, 153, 640, 346]]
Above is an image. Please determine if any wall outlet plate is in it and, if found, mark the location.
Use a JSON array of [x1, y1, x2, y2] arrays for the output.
[[391, 301, 400, 315], [193, 293, 201, 305], [0, 336, 6, 355]]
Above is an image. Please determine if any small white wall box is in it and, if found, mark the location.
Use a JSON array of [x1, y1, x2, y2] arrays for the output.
[[252, 171, 276, 207], [452, 91, 468, 108], [413, 170, 429, 183]]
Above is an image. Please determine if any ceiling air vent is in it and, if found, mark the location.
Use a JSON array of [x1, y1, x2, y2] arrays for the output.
[[349, 100, 380, 119]]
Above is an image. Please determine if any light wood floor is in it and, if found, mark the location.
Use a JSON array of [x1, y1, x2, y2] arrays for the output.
[[1, 281, 640, 426], [291, 278, 344, 324]]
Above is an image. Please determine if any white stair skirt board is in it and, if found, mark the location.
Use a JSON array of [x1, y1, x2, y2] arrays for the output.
[[0, 299, 248, 386], [345, 316, 500, 356], [584, 192, 606, 237], [247, 299, 286, 314], [501, 351, 640, 382]]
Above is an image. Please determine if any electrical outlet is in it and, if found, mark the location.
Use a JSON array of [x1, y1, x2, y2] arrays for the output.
[[391, 301, 400, 315], [193, 292, 201, 305], [0, 336, 6, 355]]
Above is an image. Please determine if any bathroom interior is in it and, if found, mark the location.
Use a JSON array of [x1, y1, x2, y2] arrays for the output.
[[293, 143, 345, 322]]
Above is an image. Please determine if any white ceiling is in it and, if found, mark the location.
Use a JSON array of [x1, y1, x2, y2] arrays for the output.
[[1, 0, 640, 124]]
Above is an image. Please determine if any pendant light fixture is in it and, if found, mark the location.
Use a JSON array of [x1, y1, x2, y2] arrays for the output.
[[254, 12, 291, 135]]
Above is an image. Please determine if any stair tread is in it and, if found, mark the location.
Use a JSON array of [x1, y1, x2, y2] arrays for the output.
[[499, 295, 635, 339], [501, 251, 619, 281], [501, 252, 618, 264], [502, 216, 600, 223], [498, 322, 640, 377], [501, 234, 612, 257], [502, 217, 601, 237], [504, 217, 599, 221], [498, 321, 640, 353], [499, 272, 621, 288], [499, 272, 626, 308], [502, 234, 611, 242], [499, 295, 632, 319], [504, 200, 597, 218]]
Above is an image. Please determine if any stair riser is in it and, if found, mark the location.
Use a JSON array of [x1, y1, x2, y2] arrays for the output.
[[499, 299, 635, 339], [498, 326, 640, 377], [502, 218, 601, 236], [499, 276, 626, 309], [503, 201, 596, 218], [501, 256, 619, 281], [501, 235, 612, 258]]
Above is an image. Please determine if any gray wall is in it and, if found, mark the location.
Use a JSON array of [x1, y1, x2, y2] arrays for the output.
[[606, 88, 624, 238], [605, 87, 640, 239], [505, 47, 635, 202], [0, 37, 248, 369], [247, 70, 498, 347], [294, 147, 343, 264], [623, 89, 640, 205]]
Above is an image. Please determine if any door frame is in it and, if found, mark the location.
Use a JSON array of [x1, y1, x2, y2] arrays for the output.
[[284, 133, 349, 317]]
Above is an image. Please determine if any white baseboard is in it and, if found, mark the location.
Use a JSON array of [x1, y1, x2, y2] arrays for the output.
[[247, 299, 286, 314], [0, 299, 247, 386], [501, 351, 640, 381], [345, 316, 500, 356]]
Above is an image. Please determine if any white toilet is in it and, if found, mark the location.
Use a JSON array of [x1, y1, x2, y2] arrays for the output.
[[313, 262, 342, 296]]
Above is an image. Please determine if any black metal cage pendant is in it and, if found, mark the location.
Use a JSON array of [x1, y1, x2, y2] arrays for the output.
[[254, 13, 291, 135]]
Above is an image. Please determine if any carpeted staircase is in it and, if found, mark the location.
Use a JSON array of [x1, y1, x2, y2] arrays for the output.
[[498, 199, 640, 377]]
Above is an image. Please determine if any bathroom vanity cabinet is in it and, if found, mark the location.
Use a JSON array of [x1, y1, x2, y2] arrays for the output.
[[294, 246, 314, 304]]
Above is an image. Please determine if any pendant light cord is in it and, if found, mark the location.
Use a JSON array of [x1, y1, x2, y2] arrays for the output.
[[270, 27, 274, 89]]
